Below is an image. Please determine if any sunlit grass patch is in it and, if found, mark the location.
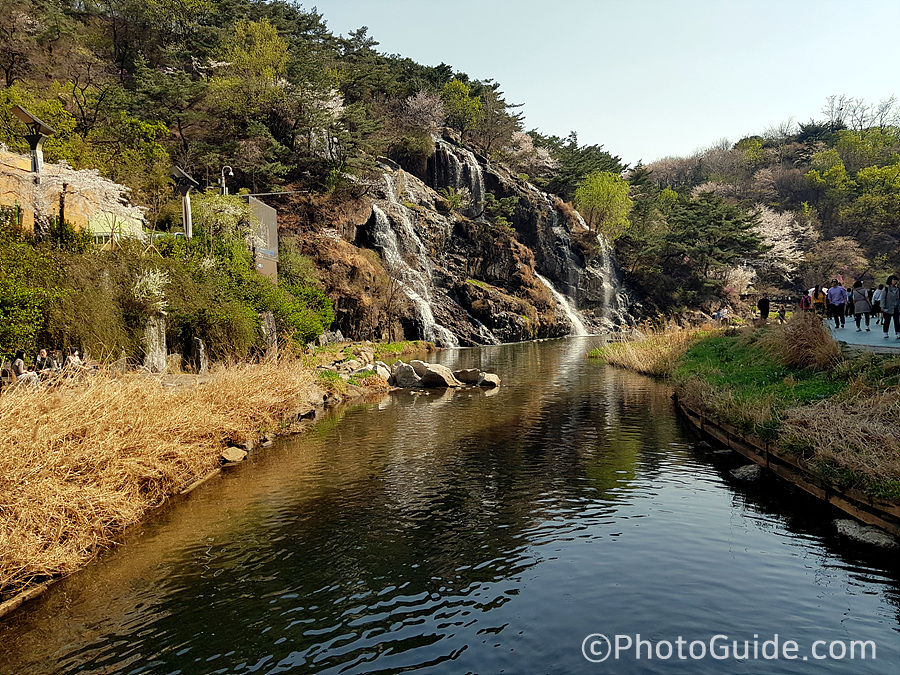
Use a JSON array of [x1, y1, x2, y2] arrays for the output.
[[589, 327, 713, 378]]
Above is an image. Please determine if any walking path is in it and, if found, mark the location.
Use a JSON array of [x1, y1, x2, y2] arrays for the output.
[[827, 317, 900, 354]]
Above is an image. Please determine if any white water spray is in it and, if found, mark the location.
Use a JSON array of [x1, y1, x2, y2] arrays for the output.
[[371, 204, 458, 347], [535, 272, 590, 336]]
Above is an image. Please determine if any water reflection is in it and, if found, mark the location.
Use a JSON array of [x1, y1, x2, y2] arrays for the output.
[[0, 338, 897, 674]]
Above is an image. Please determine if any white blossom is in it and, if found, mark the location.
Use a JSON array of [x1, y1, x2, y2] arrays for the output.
[[133, 268, 169, 315]]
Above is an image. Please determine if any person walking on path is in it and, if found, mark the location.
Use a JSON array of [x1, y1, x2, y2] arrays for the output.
[[845, 285, 855, 320], [826, 279, 848, 328], [872, 284, 885, 324], [812, 284, 827, 316], [852, 280, 872, 331], [881, 275, 900, 339], [757, 294, 770, 322]]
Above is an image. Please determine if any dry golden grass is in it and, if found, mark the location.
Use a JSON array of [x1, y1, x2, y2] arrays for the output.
[[591, 325, 714, 378], [758, 311, 841, 371], [677, 378, 777, 433], [0, 358, 316, 599], [781, 389, 900, 491]]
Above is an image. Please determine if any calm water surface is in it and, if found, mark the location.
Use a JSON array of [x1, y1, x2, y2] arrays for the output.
[[0, 338, 898, 674]]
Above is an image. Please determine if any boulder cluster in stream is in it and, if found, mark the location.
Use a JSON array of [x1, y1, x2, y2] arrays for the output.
[[317, 348, 500, 390], [388, 360, 500, 389]]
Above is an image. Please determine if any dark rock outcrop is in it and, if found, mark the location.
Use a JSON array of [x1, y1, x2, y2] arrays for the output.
[[283, 130, 634, 345]]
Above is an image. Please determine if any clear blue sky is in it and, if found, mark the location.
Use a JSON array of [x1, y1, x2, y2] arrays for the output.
[[311, 0, 900, 167]]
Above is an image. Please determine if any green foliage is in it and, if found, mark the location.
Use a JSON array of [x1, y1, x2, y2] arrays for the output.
[[674, 333, 845, 437], [277, 237, 335, 342], [0, 214, 332, 361], [573, 171, 632, 240], [437, 187, 468, 213], [665, 192, 765, 279], [614, 190, 765, 310], [0, 221, 62, 359], [482, 192, 518, 229], [441, 79, 483, 134], [389, 133, 436, 173], [534, 131, 626, 201], [47, 218, 93, 254]]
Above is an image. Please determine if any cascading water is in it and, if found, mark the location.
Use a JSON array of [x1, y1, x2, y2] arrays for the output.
[[432, 140, 463, 192], [385, 136, 637, 342], [594, 234, 632, 330], [460, 148, 485, 218], [376, 169, 504, 346], [466, 312, 502, 345], [567, 208, 632, 330], [535, 272, 590, 336], [433, 139, 485, 219], [370, 204, 458, 347]]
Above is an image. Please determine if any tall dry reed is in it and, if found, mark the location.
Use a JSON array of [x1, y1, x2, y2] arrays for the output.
[[758, 311, 841, 371], [0, 359, 314, 598], [593, 326, 712, 378]]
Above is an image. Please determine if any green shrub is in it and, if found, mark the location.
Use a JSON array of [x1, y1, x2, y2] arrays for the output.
[[47, 218, 93, 254], [483, 192, 518, 229]]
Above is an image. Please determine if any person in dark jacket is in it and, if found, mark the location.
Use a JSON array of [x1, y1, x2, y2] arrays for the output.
[[881, 275, 900, 338], [757, 294, 770, 322]]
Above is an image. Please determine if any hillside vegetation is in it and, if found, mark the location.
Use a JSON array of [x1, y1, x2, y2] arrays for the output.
[[629, 97, 900, 310], [0, 1, 897, 358]]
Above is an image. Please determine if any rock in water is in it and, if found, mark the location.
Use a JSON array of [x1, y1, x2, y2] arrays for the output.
[[374, 361, 392, 380], [834, 519, 899, 548], [419, 363, 463, 388], [220, 447, 248, 464], [410, 359, 429, 377], [730, 464, 762, 480], [391, 361, 422, 388], [454, 368, 483, 384], [478, 373, 501, 388]]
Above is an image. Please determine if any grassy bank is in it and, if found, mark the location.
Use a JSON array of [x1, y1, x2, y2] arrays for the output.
[[588, 325, 714, 377], [0, 343, 424, 604], [591, 314, 900, 503]]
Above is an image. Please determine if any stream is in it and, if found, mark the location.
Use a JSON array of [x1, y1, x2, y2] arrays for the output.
[[0, 338, 897, 674]]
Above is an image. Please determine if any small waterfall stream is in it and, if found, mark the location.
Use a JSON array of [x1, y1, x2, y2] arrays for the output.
[[370, 204, 458, 347], [535, 272, 590, 336], [434, 139, 485, 219], [595, 234, 631, 330], [567, 209, 633, 330], [379, 138, 636, 343]]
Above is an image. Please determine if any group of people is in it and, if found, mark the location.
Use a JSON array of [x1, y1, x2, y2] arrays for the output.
[[799, 277, 900, 338], [8, 347, 92, 388]]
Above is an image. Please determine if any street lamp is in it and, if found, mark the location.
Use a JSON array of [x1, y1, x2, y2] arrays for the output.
[[220, 165, 234, 196], [170, 166, 199, 238], [11, 105, 54, 184]]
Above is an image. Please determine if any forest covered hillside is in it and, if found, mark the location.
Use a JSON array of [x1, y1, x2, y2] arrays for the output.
[[632, 98, 900, 308], [1, 0, 898, 359]]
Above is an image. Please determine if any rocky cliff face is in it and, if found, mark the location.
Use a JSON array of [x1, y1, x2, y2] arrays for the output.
[[283, 133, 633, 346]]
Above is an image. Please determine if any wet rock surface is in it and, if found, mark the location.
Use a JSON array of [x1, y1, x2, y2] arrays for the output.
[[834, 519, 899, 548], [388, 360, 501, 390], [284, 131, 635, 346], [730, 464, 762, 480]]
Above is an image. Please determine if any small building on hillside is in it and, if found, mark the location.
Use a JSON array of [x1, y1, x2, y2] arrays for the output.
[[0, 147, 145, 241], [242, 195, 279, 282]]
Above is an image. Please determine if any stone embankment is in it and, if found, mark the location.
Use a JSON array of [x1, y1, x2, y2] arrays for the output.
[[676, 396, 900, 544]]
